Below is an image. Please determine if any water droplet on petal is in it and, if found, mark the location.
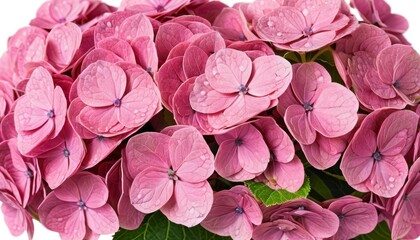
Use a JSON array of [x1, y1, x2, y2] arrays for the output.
[[267, 21, 274, 27], [203, 81, 209, 86], [389, 177, 395, 182], [239, 66, 245, 72], [276, 32, 282, 36], [389, 184, 395, 188], [106, 22, 112, 28], [302, 8, 309, 16], [200, 90, 206, 96]]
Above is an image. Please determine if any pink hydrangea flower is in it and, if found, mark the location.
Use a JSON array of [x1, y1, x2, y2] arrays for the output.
[[253, 219, 315, 240], [324, 196, 378, 239], [14, 67, 67, 155], [254, 0, 358, 51], [76, 60, 161, 137], [120, 0, 191, 17], [39, 172, 119, 240], [390, 159, 420, 239], [125, 126, 214, 227], [30, 0, 91, 29], [201, 186, 263, 240], [190, 48, 292, 131], [341, 109, 418, 197], [0, 193, 34, 240], [278, 62, 359, 145]]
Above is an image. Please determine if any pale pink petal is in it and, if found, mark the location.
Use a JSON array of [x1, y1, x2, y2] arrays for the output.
[[85, 205, 119, 235], [205, 49, 252, 93], [168, 127, 214, 182], [96, 37, 136, 63], [46, 22, 82, 71], [78, 106, 119, 136], [24, 67, 54, 110], [284, 104, 316, 145], [14, 96, 49, 132], [310, 83, 359, 138], [131, 37, 158, 73], [265, 156, 305, 192], [155, 23, 193, 62], [248, 55, 292, 97], [161, 180, 213, 227], [118, 13, 154, 41], [292, 63, 331, 104], [77, 61, 127, 107], [215, 140, 242, 180], [301, 135, 347, 170], [183, 46, 208, 79], [130, 167, 174, 214]]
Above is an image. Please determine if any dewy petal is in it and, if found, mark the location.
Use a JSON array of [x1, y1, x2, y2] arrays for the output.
[[189, 74, 237, 114], [183, 45, 208, 79], [131, 36, 158, 73], [125, 132, 171, 179], [205, 49, 252, 93], [247, 55, 292, 97], [44, 202, 85, 237], [393, 49, 420, 104], [254, 7, 306, 44], [76, 173, 109, 209], [235, 123, 270, 174], [310, 83, 359, 138], [77, 61, 127, 107], [284, 104, 317, 145], [215, 140, 242, 179], [292, 63, 332, 104], [96, 38, 136, 63], [130, 166, 174, 214], [118, 13, 154, 41], [24, 67, 54, 110], [85, 205, 119, 235], [341, 129, 377, 186], [377, 110, 418, 156], [14, 96, 49, 133], [365, 154, 408, 198], [160, 180, 213, 227], [78, 105, 119, 136], [168, 127, 214, 183], [46, 22, 82, 71]]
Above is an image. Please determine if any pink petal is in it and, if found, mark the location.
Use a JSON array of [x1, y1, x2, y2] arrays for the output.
[[96, 38, 136, 63], [78, 106, 119, 137], [248, 55, 292, 97], [168, 127, 214, 182], [310, 83, 359, 138], [183, 45, 208, 79], [341, 130, 377, 186], [51, 86, 67, 138], [85, 204, 119, 235], [215, 140, 242, 180], [77, 61, 127, 107], [17, 120, 54, 156], [94, 11, 136, 43], [130, 167, 174, 214], [189, 74, 237, 114], [67, 98, 96, 139], [284, 104, 316, 145], [155, 23, 194, 63], [377, 110, 419, 156], [161, 180, 213, 227], [46, 22, 82, 71], [131, 36, 158, 73], [80, 49, 124, 72], [44, 202, 85, 238], [205, 49, 252, 93], [265, 156, 305, 192], [24, 67, 54, 110], [125, 132, 171, 179], [365, 154, 408, 198], [14, 96, 49, 132], [255, 7, 305, 44], [292, 63, 331, 104], [118, 13, 154, 41], [301, 135, 347, 170]]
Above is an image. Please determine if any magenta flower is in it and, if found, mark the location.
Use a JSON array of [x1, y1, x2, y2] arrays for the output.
[[14, 67, 67, 155], [190, 48, 292, 130], [252, 117, 304, 192], [390, 159, 420, 239], [351, 0, 409, 43], [30, 0, 90, 29], [341, 109, 418, 197], [279, 62, 359, 145], [120, 0, 190, 16], [253, 219, 315, 240], [215, 122, 270, 181], [262, 198, 340, 239], [125, 126, 214, 226], [201, 186, 263, 240], [0, 193, 34, 239], [76, 60, 161, 137], [39, 172, 119, 240], [254, 0, 358, 51], [324, 196, 378, 239]]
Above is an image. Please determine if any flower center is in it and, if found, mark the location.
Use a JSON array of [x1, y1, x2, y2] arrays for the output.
[[47, 110, 55, 118], [168, 169, 178, 181], [303, 27, 313, 36], [239, 84, 248, 94], [97, 135, 105, 141], [25, 169, 33, 178], [235, 139, 243, 146], [156, 5, 165, 12], [338, 214, 345, 220], [404, 194, 409, 201], [393, 80, 400, 88], [303, 102, 313, 112], [58, 18, 66, 23], [372, 151, 382, 161], [297, 206, 305, 210], [77, 200, 87, 209], [114, 98, 121, 107], [239, 34, 246, 41], [234, 207, 244, 214], [63, 148, 70, 158]]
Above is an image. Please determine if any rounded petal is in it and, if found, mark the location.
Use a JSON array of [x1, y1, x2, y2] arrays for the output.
[[85, 204, 119, 235]]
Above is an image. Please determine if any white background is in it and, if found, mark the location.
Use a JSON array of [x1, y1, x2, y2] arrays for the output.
[[0, 0, 419, 239]]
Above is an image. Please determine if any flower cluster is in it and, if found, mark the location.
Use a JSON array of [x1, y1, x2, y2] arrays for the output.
[[0, 0, 418, 239]]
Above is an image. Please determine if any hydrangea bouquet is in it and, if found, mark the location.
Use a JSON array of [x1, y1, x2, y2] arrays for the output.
[[0, 0, 419, 239]]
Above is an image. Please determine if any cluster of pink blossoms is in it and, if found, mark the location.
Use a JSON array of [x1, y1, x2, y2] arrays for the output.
[[0, 0, 419, 239]]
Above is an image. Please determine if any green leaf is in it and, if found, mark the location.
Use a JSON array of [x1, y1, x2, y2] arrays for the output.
[[245, 177, 311, 206], [354, 221, 391, 240], [306, 167, 355, 200], [113, 211, 229, 240], [308, 173, 334, 200]]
